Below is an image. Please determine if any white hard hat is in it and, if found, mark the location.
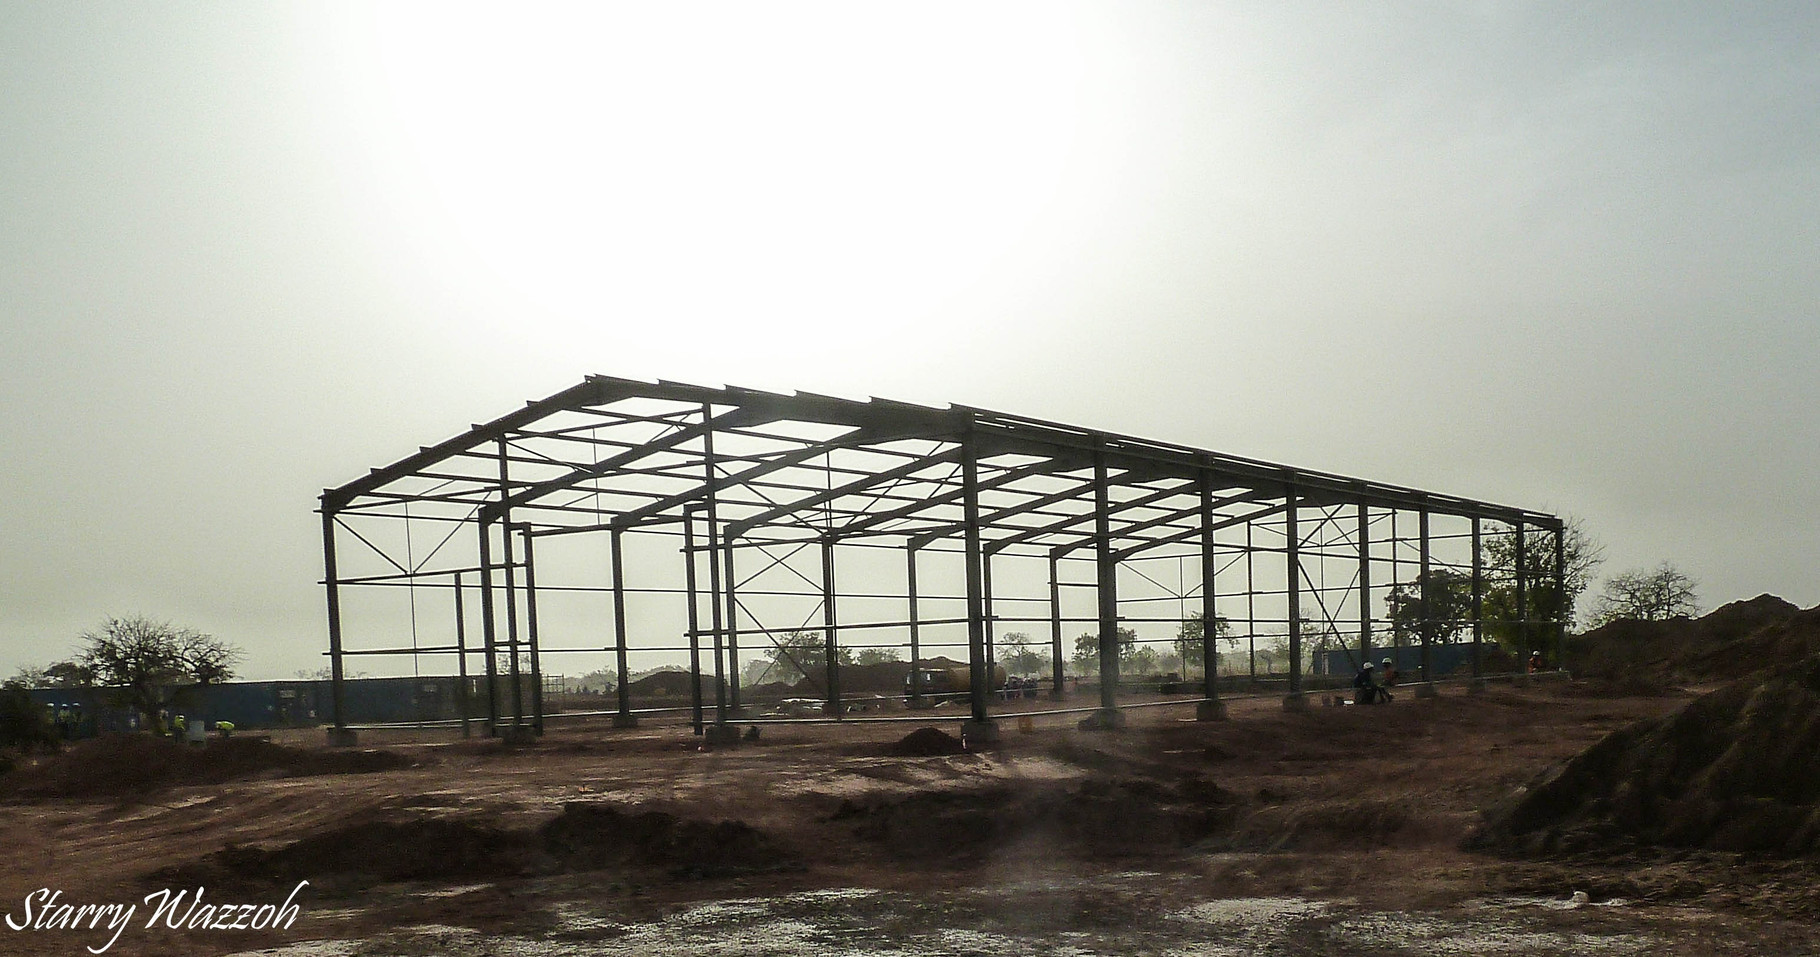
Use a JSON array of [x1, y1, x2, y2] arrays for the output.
[[1363, 662, 1374, 669], [1381, 658, 1392, 666]]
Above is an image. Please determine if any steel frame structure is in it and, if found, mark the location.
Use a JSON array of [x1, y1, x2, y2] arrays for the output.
[[319, 376, 1565, 740]]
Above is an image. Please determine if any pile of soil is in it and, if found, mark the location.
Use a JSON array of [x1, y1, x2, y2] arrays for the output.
[[0, 734, 413, 798], [195, 801, 792, 886], [625, 670, 724, 700], [777, 661, 916, 697], [831, 773, 1239, 862], [1470, 651, 1820, 858], [216, 817, 536, 883], [541, 802, 792, 878], [889, 727, 965, 756], [1569, 595, 1809, 688], [748, 657, 965, 701]]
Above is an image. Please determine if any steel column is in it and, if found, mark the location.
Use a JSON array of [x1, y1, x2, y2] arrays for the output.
[[1418, 509, 1434, 693], [1048, 554, 1065, 699], [610, 526, 635, 727], [453, 571, 470, 738], [1247, 522, 1257, 685], [722, 537, 742, 712], [477, 516, 500, 735], [496, 439, 525, 731], [500, 518, 524, 728], [961, 436, 992, 728], [1554, 525, 1568, 668], [1358, 503, 1371, 670], [683, 509, 704, 734], [321, 509, 348, 732], [1093, 452, 1120, 717], [520, 527, 544, 734], [1514, 521, 1529, 661], [1198, 471, 1223, 717], [1470, 516, 1484, 690], [907, 544, 924, 701], [702, 407, 730, 728], [982, 553, 996, 670], [1285, 487, 1303, 704], [821, 537, 841, 718]]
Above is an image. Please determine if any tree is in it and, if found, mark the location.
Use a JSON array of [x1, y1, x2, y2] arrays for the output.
[[577, 668, 618, 693], [760, 630, 851, 685], [1483, 516, 1605, 645], [10, 660, 94, 690], [1071, 627, 1137, 671], [996, 631, 1048, 676], [77, 616, 241, 732], [742, 658, 775, 689], [853, 647, 903, 666], [1127, 645, 1161, 676], [1588, 563, 1699, 626], [1174, 611, 1231, 674], [1385, 569, 1473, 646], [1252, 634, 1291, 674]]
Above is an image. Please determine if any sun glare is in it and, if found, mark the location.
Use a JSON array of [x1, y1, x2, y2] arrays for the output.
[[331, 3, 1121, 352]]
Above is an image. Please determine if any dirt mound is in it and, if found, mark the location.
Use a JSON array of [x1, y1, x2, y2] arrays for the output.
[[541, 802, 793, 878], [1, 733, 413, 798], [626, 670, 725, 699], [193, 801, 791, 887], [780, 660, 914, 697], [832, 774, 1239, 862], [1470, 651, 1820, 858], [889, 727, 965, 756], [1569, 595, 1807, 688], [216, 817, 536, 883]]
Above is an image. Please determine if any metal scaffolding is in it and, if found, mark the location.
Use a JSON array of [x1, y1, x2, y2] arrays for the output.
[[318, 376, 1566, 742]]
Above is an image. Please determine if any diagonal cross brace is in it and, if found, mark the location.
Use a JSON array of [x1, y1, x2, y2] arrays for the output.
[[723, 446, 965, 540], [609, 423, 950, 531], [481, 406, 772, 522]]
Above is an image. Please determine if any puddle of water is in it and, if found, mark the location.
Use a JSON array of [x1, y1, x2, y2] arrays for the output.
[[221, 941, 361, 957], [1171, 895, 1330, 925], [413, 882, 495, 899], [224, 885, 1726, 957], [1326, 910, 1651, 955]]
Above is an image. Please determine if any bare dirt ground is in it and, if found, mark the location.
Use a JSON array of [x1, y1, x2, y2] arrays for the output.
[[4, 681, 1818, 956]]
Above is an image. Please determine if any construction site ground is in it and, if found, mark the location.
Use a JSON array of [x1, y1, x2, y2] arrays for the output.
[[5, 680, 1817, 956]]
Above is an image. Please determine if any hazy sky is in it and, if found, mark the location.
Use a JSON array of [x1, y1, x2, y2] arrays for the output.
[[2, 2, 1815, 680]]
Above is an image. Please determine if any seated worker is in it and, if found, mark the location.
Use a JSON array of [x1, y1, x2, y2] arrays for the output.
[[1528, 650, 1544, 674], [1375, 658, 1396, 702], [1352, 662, 1379, 705]]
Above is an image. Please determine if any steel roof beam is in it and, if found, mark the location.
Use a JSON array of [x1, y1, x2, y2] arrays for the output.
[[607, 422, 952, 531], [835, 452, 1091, 539], [723, 447, 964, 540], [980, 479, 1195, 556], [1110, 500, 1297, 561]]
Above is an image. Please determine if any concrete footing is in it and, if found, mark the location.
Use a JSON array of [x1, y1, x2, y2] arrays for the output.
[[1415, 682, 1440, 699], [325, 727, 358, 748], [611, 712, 639, 728], [1281, 692, 1310, 712], [960, 719, 1001, 748], [1196, 699, 1228, 721], [702, 723, 742, 747], [1076, 709, 1126, 731], [497, 724, 538, 745]]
